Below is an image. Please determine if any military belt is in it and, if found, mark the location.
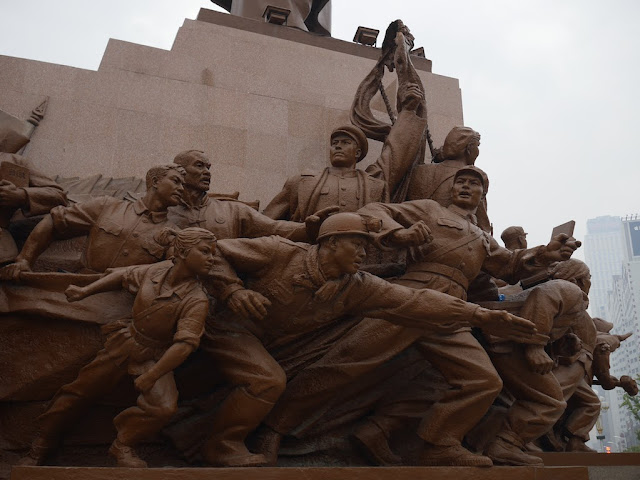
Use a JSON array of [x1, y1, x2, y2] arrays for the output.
[[131, 322, 171, 349], [405, 262, 470, 291]]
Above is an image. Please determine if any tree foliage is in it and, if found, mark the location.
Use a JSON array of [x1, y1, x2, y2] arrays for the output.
[[620, 374, 640, 443]]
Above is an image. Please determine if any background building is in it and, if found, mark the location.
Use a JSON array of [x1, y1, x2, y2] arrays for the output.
[[606, 216, 640, 450], [584, 214, 640, 451], [583, 216, 624, 450]]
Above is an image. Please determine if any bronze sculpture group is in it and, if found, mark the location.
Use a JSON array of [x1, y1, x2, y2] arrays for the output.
[[0, 19, 637, 472]]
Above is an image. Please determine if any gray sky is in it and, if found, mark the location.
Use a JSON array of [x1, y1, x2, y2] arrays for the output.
[[1, 0, 639, 252]]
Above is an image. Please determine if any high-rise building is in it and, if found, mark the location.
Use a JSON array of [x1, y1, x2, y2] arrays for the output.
[[606, 216, 640, 449], [584, 216, 625, 319], [583, 216, 626, 450]]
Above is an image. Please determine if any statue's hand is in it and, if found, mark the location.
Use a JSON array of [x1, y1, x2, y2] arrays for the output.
[[620, 376, 639, 396], [398, 83, 424, 112], [228, 289, 272, 320], [525, 344, 555, 374], [471, 309, 537, 343], [134, 372, 157, 393], [543, 234, 582, 262], [305, 206, 340, 242], [0, 259, 31, 281], [389, 221, 432, 247], [0, 180, 27, 208], [65, 285, 87, 302]]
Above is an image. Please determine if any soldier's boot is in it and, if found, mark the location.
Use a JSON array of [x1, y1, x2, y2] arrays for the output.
[[253, 424, 283, 466], [108, 438, 147, 468], [565, 436, 596, 453], [540, 430, 565, 452], [420, 442, 493, 467], [485, 435, 544, 466], [351, 419, 402, 466], [17, 437, 50, 466], [201, 387, 272, 467]]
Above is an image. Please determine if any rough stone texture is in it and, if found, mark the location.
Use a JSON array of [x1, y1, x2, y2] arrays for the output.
[[588, 466, 640, 480], [536, 453, 640, 466], [10, 466, 589, 480], [0, 9, 462, 208]]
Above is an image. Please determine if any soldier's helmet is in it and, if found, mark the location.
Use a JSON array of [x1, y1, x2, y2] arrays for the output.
[[316, 212, 381, 242]]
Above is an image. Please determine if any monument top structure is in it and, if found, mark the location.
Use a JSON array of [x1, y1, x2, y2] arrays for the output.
[[209, 0, 332, 36]]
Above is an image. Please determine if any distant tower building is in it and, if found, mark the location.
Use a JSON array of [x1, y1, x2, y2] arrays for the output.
[[583, 215, 625, 449], [584, 216, 625, 318], [606, 215, 640, 449]]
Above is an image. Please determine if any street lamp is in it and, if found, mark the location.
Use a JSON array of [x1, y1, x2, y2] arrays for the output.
[[595, 396, 610, 452]]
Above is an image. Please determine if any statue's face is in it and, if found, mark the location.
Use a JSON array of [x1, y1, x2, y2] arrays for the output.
[[330, 135, 360, 168], [329, 234, 367, 275], [183, 154, 212, 192], [451, 173, 483, 210], [154, 170, 185, 207], [182, 239, 216, 277]]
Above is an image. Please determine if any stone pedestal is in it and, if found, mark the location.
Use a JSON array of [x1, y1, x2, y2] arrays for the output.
[[0, 9, 463, 208], [11, 466, 589, 480]]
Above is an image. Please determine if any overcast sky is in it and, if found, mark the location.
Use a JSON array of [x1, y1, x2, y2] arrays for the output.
[[1, 0, 639, 252]]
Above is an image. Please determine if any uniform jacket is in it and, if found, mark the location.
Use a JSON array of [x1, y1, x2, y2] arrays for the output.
[[214, 235, 481, 349], [103, 260, 208, 374], [262, 109, 428, 221], [50, 197, 174, 272], [406, 161, 491, 233], [359, 199, 545, 300]]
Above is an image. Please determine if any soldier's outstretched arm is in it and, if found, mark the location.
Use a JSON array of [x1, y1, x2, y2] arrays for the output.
[[349, 273, 536, 342], [468, 309, 538, 344]]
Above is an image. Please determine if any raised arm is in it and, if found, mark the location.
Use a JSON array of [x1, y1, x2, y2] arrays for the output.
[[365, 101, 428, 197]]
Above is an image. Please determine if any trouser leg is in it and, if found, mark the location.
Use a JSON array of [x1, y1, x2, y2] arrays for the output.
[[114, 371, 178, 446], [203, 326, 286, 402], [489, 347, 566, 446], [564, 377, 600, 441], [37, 349, 128, 447], [414, 330, 503, 446], [200, 326, 285, 466], [554, 361, 585, 403], [264, 318, 422, 436]]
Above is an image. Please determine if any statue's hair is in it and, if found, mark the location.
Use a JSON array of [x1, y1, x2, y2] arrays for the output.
[[550, 259, 590, 282], [173, 150, 207, 167], [433, 126, 481, 163], [155, 227, 217, 259], [145, 164, 186, 189]]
